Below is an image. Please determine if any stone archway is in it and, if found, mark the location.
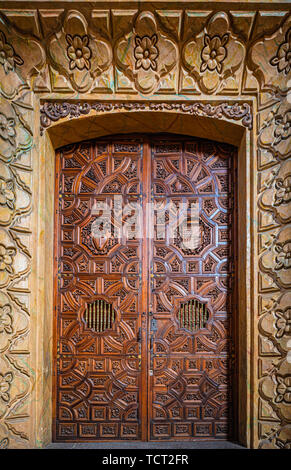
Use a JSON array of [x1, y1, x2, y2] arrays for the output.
[[34, 107, 251, 446]]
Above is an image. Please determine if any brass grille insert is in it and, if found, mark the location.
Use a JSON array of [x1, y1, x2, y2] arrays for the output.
[[84, 299, 116, 332], [177, 299, 209, 332]]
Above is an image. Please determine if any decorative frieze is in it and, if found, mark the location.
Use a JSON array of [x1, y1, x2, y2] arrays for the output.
[[0, 3, 290, 449], [40, 100, 253, 134]]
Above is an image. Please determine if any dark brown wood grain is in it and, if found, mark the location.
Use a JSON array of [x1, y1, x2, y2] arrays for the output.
[[148, 136, 235, 440], [53, 134, 236, 442]]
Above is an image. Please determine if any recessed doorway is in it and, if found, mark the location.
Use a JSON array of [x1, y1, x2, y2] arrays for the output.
[[53, 134, 237, 442]]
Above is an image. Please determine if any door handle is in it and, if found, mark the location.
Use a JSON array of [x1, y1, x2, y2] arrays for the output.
[[137, 327, 142, 342]]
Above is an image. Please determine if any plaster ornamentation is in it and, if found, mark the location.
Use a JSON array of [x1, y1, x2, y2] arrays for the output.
[[259, 102, 291, 161], [275, 307, 291, 339]]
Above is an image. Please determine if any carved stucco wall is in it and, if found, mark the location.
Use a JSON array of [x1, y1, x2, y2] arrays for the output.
[[0, 2, 290, 449]]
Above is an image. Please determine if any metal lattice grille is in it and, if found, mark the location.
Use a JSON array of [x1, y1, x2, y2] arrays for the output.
[[84, 299, 116, 332], [177, 299, 209, 332]]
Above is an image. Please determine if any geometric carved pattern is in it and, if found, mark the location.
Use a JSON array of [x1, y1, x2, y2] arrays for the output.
[[55, 139, 143, 441], [55, 135, 235, 442], [149, 136, 235, 440]]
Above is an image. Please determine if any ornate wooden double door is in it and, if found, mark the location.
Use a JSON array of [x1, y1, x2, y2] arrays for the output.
[[53, 134, 236, 442]]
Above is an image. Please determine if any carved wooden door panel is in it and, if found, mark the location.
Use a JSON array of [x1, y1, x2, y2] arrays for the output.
[[148, 137, 236, 441], [53, 138, 146, 441], [53, 134, 236, 442]]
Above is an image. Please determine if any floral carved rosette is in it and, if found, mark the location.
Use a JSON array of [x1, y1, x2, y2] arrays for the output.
[[200, 34, 229, 74], [48, 10, 111, 92], [115, 11, 177, 94], [259, 160, 291, 224], [249, 17, 291, 93], [183, 12, 245, 94], [260, 225, 291, 289], [259, 102, 291, 160]]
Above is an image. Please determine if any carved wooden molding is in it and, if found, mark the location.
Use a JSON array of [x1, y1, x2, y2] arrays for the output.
[[40, 100, 253, 134]]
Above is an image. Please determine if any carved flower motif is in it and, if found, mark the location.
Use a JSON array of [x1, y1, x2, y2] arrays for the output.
[[200, 34, 229, 73], [134, 34, 158, 71], [275, 307, 291, 338], [66, 34, 92, 71], [0, 304, 13, 334], [275, 374, 291, 403], [0, 372, 13, 402], [0, 31, 23, 75], [274, 174, 291, 206], [0, 178, 15, 210], [0, 244, 16, 274], [274, 111, 291, 146], [270, 27, 291, 76], [0, 113, 16, 147], [274, 240, 291, 270]]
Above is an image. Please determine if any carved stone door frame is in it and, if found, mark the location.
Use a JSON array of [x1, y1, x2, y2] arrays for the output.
[[32, 98, 254, 447]]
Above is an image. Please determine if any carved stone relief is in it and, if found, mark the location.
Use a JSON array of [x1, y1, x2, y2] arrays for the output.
[[0, 3, 290, 448]]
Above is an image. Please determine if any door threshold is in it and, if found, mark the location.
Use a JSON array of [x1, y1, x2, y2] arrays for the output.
[[46, 440, 245, 449]]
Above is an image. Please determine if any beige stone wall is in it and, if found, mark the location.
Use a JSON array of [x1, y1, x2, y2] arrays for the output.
[[0, 1, 290, 449]]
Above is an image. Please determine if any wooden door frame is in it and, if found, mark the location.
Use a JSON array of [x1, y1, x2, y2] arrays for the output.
[[35, 103, 254, 447]]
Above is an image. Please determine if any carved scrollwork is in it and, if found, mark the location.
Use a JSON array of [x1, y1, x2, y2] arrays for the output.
[[40, 100, 253, 134]]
